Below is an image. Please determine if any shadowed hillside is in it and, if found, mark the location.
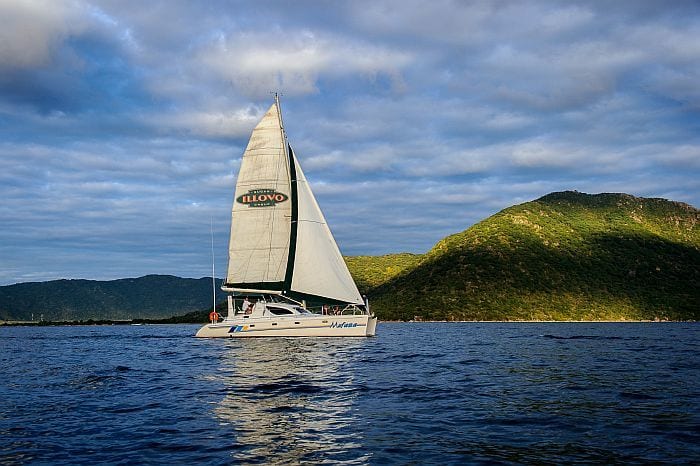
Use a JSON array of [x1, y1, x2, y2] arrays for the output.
[[0, 275, 226, 321], [366, 192, 700, 321]]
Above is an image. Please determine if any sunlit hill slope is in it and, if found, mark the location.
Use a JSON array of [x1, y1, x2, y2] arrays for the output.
[[349, 191, 699, 321]]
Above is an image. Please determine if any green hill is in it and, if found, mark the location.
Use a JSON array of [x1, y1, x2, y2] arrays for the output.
[[361, 192, 700, 321], [2, 192, 698, 323], [344, 253, 422, 292], [0, 275, 226, 321]]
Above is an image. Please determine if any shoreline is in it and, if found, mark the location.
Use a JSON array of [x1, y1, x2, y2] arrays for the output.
[[1, 319, 694, 327]]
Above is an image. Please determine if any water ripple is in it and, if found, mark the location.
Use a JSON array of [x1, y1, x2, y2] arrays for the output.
[[0, 322, 698, 464]]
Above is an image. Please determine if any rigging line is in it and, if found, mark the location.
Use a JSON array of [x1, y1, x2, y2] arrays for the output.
[[297, 220, 327, 225], [210, 217, 216, 313]]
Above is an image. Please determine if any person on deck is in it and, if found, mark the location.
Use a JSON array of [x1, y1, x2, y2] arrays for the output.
[[242, 297, 251, 314], [245, 299, 255, 314]]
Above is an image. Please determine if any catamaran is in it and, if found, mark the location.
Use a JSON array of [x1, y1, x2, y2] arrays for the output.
[[196, 95, 377, 337]]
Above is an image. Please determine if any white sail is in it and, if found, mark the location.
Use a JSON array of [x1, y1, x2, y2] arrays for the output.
[[290, 150, 364, 304], [226, 102, 292, 288], [198, 96, 378, 338]]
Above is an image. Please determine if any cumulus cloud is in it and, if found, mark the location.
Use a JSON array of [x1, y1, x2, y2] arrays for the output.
[[0, 0, 90, 70], [197, 29, 411, 97]]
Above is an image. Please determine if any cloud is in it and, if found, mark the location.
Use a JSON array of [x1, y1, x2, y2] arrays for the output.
[[148, 105, 265, 139], [197, 29, 411, 97], [0, 0, 89, 70], [0, 0, 699, 284]]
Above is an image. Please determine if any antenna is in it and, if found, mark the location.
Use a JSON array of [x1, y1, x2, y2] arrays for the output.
[[211, 217, 216, 313], [271, 91, 286, 140], [270, 91, 283, 111]]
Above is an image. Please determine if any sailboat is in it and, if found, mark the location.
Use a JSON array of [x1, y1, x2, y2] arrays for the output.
[[196, 95, 377, 337]]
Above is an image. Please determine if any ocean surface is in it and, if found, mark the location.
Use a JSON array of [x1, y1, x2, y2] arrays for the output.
[[1, 322, 698, 465]]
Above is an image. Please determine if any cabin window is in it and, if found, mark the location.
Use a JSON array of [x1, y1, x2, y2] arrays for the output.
[[267, 307, 293, 315]]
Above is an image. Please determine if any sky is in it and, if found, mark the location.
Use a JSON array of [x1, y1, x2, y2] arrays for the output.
[[1, 0, 699, 285]]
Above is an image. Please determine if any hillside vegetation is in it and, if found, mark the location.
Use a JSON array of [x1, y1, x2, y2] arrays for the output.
[[361, 192, 699, 321], [2, 192, 698, 323], [344, 253, 422, 291], [0, 275, 226, 321]]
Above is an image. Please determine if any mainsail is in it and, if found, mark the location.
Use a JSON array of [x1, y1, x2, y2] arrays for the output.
[[226, 100, 291, 289], [225, 97, 363, 305]]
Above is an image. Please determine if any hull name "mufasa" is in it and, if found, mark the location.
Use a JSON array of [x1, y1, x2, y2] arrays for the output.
[[330, 321, 358, 328]]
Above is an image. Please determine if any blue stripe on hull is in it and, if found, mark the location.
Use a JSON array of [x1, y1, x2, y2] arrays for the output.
[[225, 323, 367, 334]]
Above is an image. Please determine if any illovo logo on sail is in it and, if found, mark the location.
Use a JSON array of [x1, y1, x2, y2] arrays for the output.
[[236, 188, 288, 207]]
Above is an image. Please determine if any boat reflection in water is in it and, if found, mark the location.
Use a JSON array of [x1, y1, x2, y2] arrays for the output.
[[212, 337, 371, 463]]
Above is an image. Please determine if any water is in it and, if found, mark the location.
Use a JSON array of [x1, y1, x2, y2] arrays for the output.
[[1, 323, 698, 465]]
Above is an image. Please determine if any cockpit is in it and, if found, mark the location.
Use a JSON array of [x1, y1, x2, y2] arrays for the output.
[[225, 293, 367, 319]]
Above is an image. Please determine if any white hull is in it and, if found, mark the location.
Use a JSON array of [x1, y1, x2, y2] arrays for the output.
[[196, 313, 377, 338]]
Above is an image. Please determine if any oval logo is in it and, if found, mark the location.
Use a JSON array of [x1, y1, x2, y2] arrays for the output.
[[236, 189, 289, 207]]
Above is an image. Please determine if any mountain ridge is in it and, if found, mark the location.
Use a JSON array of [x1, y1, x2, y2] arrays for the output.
[[0, 275, 226, 321], [2, 191, 698, 322], [363, 191, 699, 321]]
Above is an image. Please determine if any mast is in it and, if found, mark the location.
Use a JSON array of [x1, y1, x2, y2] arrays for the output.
[[211, 217, 216, 312], [274, 92, 283, 135]]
